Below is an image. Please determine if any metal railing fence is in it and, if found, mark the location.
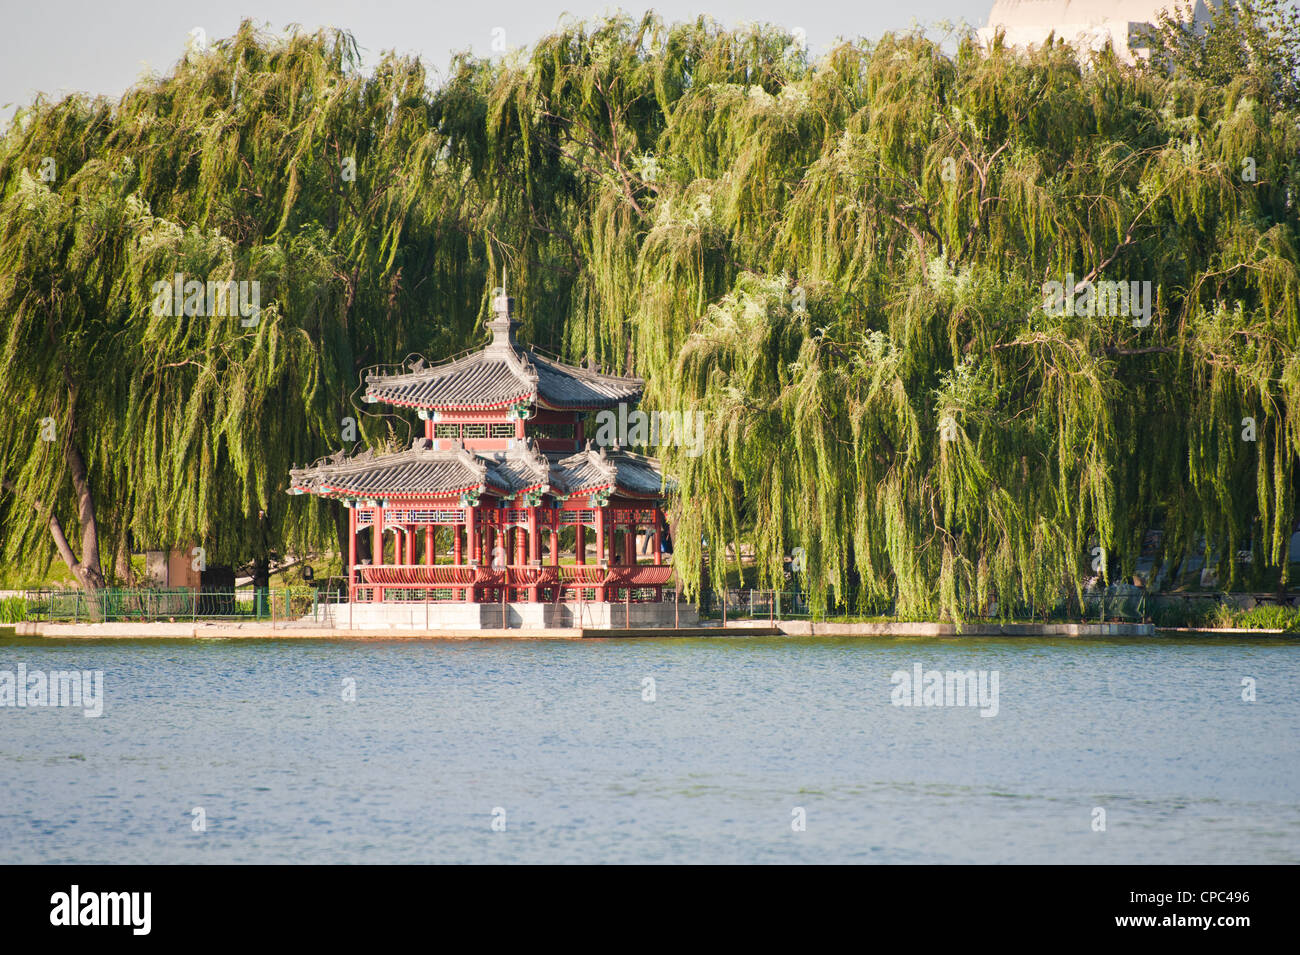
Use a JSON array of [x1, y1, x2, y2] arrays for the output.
[[23, 587, 327, 623]]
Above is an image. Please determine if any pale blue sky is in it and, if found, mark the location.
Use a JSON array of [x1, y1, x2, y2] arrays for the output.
[[0, 1, 993, 127]]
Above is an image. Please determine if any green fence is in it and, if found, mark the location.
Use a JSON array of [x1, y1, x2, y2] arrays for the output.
[[23, 587, 328, 623], [705, 589, 1149, 622], [703, 587, 1297, 625]]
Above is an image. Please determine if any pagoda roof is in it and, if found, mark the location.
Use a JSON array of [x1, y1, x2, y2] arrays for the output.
[[364, 292, 643, 412], [287, 439, 664, 502], [288, 441, 486, 500], [551, 446, 666, 498]]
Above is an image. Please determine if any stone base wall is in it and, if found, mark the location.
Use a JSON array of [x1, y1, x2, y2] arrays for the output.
[[318, 600, 700, 630]]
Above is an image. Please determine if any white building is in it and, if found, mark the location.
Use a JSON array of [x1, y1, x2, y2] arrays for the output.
[[978, 0, 1211, 64]]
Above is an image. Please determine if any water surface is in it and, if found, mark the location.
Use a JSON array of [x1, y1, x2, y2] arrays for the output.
[[1, 634, 1296, 863]]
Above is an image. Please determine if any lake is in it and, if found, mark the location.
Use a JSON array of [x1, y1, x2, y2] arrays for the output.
[[1, 634, 1297, 864]]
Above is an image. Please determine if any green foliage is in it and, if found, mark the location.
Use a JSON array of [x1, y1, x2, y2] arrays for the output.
[[1145, 0, 1300, 112], [0, 22, 483, 578], [0, 596, 27, 623], [1, 14, 1298, 623], [1208, 602, 1300, 630]]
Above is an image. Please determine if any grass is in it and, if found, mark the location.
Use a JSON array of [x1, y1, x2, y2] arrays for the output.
[[1206, 604, 1300, 631], [0, 596, 27, 623]]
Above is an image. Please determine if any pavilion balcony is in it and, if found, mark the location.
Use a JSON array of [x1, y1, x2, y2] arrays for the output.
[[351, 564, 673, 603]]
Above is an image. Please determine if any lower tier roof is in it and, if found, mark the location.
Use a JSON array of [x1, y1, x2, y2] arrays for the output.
[[287, 439, 665, 503]]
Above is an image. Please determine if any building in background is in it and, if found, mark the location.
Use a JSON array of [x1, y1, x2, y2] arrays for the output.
[[979, 0, 1211, 64]]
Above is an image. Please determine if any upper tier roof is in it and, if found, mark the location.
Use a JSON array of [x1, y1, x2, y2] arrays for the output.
[[364, 291, 643, 412]]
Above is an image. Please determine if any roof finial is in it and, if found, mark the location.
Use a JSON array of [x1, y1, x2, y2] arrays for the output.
[[489, 263, 515, 346]]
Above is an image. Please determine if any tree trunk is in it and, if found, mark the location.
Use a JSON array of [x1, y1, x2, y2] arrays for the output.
[[115, 535, 135, 586], [51, 370, 105, 602], [64, 439, 105, 596], [2, 450, 104, 618]]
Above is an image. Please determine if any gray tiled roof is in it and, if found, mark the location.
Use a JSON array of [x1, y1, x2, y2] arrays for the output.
[[528, 351, 644, 409], [551, 447, 666, 498], [287, 442, 489, 499], [365, 327, 643, 412], [364, 349, 535, 411], [479, 443, 552, 494], [288, 440, 663, 501], [608, 451, 668, 497]]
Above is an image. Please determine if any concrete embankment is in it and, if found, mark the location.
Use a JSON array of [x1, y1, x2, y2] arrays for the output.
[[760, 620, 1157, 637], [9, 619, 1296, 639], [10, 621, 775, 639], [11, 621, 585, 639]]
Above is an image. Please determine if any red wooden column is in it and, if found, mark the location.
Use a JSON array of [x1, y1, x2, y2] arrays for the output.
[[624, 520, 636, 565], [348, 506, 357, 600], [575, 522, 585, 564], [595, 505, 607, 601], [527, 506, 540, 601], [405, 525, 416, 564], [426, 522, 436, 566], [608, 508, 618, 602], [496, 505, 508, 602], [653, 506, 663, 602], [453, 523, 462, 564], [372, 506, 383, 603], [549, 510, 559, 567], [463, 506, 477, 603]]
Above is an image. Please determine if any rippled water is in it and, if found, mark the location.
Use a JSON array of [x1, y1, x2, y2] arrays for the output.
[[1, 634, 1297, 864]]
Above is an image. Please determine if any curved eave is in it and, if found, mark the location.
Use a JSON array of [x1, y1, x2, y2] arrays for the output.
[[612, 486, 664, 500], [535, 396, 634, 412], [560, 481, 614, 498], [364, 390, 535, 412], [504, 481, 550, 499], [292, 481, 486, 500]]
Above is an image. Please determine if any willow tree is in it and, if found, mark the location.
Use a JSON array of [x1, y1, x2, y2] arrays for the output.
[[584, 25, 1300, 619], [0, 22, 480, 592]]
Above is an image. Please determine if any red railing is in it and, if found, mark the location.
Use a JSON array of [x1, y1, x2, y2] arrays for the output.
[[361, 565, 479, 586], [361, 564, 674, 584], [558, 565, 611, 585], [606, 566, 674, 586]]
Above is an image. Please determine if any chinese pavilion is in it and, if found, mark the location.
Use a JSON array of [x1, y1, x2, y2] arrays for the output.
[[287, 289, 682, 627]]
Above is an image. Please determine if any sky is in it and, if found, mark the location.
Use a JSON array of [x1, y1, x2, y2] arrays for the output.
[[0, 0, 995, 127]]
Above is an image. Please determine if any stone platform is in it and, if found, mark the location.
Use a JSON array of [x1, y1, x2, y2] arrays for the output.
[[316, 599, 700, 630]]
